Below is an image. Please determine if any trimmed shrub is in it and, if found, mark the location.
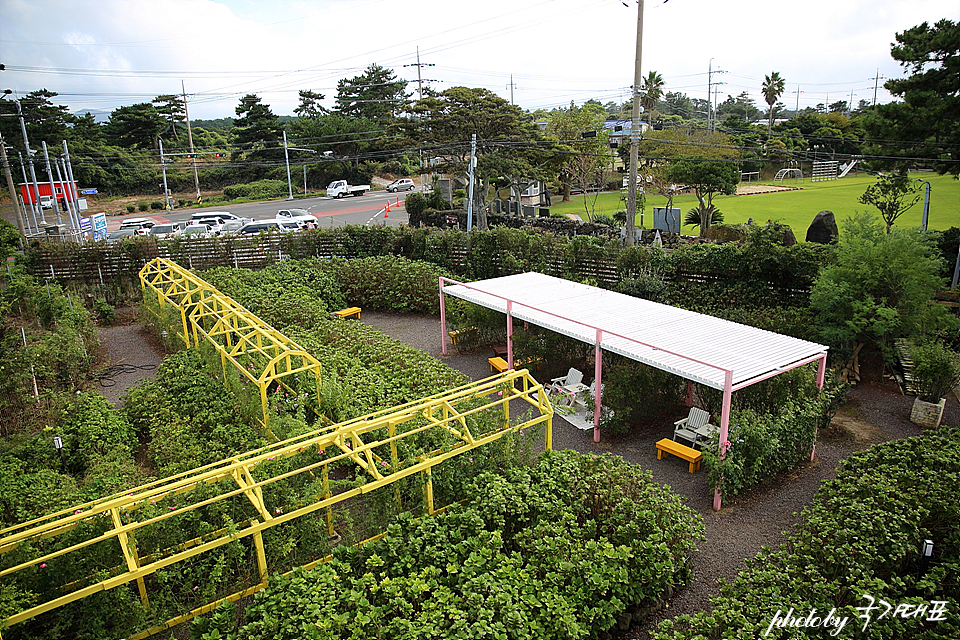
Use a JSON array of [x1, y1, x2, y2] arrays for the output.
[[222, 179, 288, 201], [655, 427, 960, 640], [700, 370, 849, 499], [231, 450, 704, 640]]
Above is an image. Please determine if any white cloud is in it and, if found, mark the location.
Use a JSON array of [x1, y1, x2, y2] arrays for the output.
[[1, 0, 957, 119]]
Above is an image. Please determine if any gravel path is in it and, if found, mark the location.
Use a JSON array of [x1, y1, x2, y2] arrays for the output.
[[97, 309, 959, 637], [96, 321, 165, 406]]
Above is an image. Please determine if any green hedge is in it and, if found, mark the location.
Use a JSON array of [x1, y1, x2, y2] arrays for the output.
[[701, 370, 849, 499], [27, 225, 832, 319], [222, 179, 289, 200], [200, 450, 704, 640], [654, 427, 960, 639]]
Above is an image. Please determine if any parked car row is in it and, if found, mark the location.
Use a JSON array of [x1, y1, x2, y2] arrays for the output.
[[108, 208, 320, 242]]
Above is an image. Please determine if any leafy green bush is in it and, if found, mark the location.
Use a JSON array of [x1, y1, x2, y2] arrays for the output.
[[150, 200, 163, 210], [126, 204, 136, 213], [404, 192, 429, 218], [701, 370, 849, 499], [227, 450, 704, 640], [0, 220, 21, 261], [810, 212, 946, 363], [122, 350, 267, 476], [597, 355, 686, 434], [910, 341, 960, 403], [331, 256, 447, 313], [137, 202, 148, 212], [222, 179, 288, 201], [655, 428, 960, 640]]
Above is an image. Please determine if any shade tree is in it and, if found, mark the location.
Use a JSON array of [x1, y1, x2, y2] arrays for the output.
[[335, 63, 409, 124], [399, 86, 542, 229], [858, 173, 923, 233], [544, 102, 610, 209], [862, 19, 960, 176], [103, 102, 165, 150], [233, 94, 283, 164], [762, 72, 786, 136]]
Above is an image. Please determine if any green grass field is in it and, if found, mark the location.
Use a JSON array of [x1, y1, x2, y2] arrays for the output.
[[550, 172, 959, 236]]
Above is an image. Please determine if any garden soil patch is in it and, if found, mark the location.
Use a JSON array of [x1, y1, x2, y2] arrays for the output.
[[94, 308, 960, 639]]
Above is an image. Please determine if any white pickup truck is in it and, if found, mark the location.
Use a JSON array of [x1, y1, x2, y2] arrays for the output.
[[326, 180, 370, 198]]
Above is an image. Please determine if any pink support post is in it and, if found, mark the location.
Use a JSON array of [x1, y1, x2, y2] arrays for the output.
[[712, 370, 734, 512], [686, 380, 693, 407], [594, 329, 603, 443], [816, 353, 827, 390], [810, 353, 828, 461], [439, 278, 448, 356], [506, 301, 514, 369]]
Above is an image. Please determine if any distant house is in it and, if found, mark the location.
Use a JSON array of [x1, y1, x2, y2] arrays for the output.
[[603, 119, 649, 148]]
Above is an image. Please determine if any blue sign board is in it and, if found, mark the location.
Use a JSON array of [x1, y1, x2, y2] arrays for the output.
[[92, 212, 108, 241], [80, 189, 98, 195], [79, 216, 92, 232]]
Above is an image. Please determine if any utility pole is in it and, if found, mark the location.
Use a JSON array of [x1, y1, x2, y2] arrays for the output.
[[713, 83, 724, 131], [283, 130, 293, 200], [18, 152, 39, 231], [0, 132, 26, 236], [41, 142, 62, 226], [467, 133, 476, 232], [507, 75, 517, 105], [403, 47, 434, 100], [871, 69, 882, 107], [707, 58, 713, 131], [13, 98, 45, 225], [183, 81, 200, 201], [706, 62, 726, 132], [159, 138, 171, 210], [794, 85, 802, 116], [63, 141, 80, 226], [626, 0, 645, 248]]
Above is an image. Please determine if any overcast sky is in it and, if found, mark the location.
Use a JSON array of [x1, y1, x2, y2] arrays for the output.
[[2, 0, 957, 121]]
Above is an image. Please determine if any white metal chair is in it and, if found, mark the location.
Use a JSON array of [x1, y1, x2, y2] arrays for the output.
[[673, 407, 714, 448], [550, 368, 586, 395]]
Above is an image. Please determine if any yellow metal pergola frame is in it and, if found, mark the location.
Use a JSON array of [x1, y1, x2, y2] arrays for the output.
[[139, 257, 323, 430], [0, 368, 553, 638]]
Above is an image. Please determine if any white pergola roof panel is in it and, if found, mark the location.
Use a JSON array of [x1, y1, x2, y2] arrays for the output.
[[443, 272, 827, 390]]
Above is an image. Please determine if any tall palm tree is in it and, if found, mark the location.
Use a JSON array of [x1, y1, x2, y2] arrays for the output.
[[640, 71, 665, 127], [762, 71, 786, 136]]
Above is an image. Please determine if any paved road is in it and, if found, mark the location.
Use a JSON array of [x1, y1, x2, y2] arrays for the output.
[[108, 190, 413, 231]]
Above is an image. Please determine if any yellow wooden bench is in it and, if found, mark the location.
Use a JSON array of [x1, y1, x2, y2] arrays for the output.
[[333, 306, 361, 320], [656, 438, 703, 473], [489, 356, 509, 373], [489, 356, 542, 373]]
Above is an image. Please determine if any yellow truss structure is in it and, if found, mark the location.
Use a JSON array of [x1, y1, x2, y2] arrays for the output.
[[0, 368, 553, 639], [139, 257, 323, 430]]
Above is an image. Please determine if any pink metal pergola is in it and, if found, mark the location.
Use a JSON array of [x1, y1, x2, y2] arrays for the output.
[[439, 272, 829, 511]]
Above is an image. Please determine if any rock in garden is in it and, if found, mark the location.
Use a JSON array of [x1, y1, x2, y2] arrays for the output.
[[806, 210, 839, 244]]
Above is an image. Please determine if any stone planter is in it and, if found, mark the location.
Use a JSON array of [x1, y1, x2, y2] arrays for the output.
[[910, 397, 946, 428]]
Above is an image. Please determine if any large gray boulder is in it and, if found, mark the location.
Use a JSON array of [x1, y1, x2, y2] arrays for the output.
[[806, 210, 839, 244]]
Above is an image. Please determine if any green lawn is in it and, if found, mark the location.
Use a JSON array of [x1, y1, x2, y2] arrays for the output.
[[549, 172, 959, 236]]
